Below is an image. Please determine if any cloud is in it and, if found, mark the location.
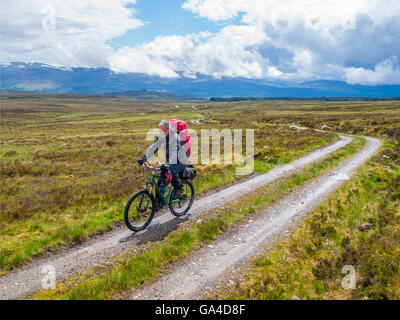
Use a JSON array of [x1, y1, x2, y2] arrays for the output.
[[182, 0, 243, 22], [182, 0, 377, 27], [345, 57, 400, 85], [109, 26, 268, 79], [180, 0, 400, 84], [108, 0, 400, 84], [0, 0, 144, 67], [2, 0, 400, 84], [109, 46, 180, 78]]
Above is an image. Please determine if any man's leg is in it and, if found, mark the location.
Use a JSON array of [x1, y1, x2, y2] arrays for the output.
[[155, 179, 165, 209], [169, 164, 185, 199]]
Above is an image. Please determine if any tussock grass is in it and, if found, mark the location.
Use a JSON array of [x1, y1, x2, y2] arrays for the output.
[[220, 139, 400, 300], [1, 96, 337, 271]]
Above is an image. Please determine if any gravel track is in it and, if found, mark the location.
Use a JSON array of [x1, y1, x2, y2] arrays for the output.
[[130, 137, 380, 300], [0, 135, 352, 300]]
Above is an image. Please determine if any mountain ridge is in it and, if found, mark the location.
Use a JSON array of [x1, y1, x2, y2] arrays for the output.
[[1, 62, 399, 98]]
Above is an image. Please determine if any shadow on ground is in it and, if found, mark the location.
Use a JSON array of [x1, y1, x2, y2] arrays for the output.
[[118, 211, 192, 245]]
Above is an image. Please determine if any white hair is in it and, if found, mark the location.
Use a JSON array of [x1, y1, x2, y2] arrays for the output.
[[159, 119, 169, 129]]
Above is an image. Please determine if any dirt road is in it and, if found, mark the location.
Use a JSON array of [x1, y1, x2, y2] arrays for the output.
[[129, 137, 380, 299]]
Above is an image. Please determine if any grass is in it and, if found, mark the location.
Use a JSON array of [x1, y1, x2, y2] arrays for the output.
[[2, 94, 399, 295], [1, 95, 339, 272], [219, 138, 400, 300], [31, 136, 365, 299]]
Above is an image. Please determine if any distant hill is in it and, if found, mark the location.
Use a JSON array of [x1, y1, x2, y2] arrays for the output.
[[107, 90, 195, 100], [0, 89, 196, 101], [1, 62, 399, 99]]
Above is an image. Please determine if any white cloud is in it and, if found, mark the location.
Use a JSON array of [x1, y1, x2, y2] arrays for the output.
[[0, 0, 143, 67], [109, 46, 180, 78], [182, 0, 243, 22], [183, 0, 376, 26], [2, 0, 400, 84], [345, 57, 400, 85], [109, 26, 268, 79], [108, 0, 400, 83], [179, 0, 400, 84]]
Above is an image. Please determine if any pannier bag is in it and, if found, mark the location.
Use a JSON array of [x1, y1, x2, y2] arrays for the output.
[[182, 166, 197, 180]]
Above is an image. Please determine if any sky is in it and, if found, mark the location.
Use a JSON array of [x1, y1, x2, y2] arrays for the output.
[[1, 0, 400, 85]]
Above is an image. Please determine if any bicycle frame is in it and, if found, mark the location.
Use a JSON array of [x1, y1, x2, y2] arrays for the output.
[[142, 162, 187, 205]]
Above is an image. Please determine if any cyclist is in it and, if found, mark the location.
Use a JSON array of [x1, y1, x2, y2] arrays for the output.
[[137, 119, 188, 202]]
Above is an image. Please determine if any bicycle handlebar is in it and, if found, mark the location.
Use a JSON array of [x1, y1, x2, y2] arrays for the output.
[[142, 162, 161, 171]]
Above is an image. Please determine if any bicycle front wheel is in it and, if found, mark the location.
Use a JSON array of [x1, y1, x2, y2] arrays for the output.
[[124, 189, 155, 232]]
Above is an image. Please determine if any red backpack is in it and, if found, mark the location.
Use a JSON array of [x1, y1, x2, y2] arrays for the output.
[[169, 119, 192, 156]]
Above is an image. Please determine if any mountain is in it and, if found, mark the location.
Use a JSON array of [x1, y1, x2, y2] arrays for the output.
[[1, 62, 399, 98], [107, 90, 194, 100]]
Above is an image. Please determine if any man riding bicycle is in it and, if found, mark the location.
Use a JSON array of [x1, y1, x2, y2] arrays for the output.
[[137, 119, 189, 202], [124, 120, 195, 231]]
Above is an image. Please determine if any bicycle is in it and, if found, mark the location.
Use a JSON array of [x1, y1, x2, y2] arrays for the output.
[[124, 162, 195, 232]]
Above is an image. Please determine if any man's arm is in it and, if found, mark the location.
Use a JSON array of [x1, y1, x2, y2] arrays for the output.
[[139, 135, 163, 164]]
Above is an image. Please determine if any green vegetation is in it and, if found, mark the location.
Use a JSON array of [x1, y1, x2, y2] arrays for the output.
[[220, 139, 400, 300], [32, 136, 365, 300], [2, 94, 399, 300], [1, 95, 336, 272]]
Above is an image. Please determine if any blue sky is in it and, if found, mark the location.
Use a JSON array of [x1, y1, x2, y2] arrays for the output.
[[1, 0, 400, 85], [108, 0, 235, 48]]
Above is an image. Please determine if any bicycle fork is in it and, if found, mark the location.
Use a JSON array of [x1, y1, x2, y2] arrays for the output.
[[137, 180, 153, 212], [137, 193, 150, 213]]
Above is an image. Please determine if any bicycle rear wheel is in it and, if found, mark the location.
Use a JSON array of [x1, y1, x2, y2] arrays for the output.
[[124, 189, 155, 232], [169, 180, 194, 217]]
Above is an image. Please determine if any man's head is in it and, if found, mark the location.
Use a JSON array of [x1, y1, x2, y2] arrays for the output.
[[159, 119, 170, 136]]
